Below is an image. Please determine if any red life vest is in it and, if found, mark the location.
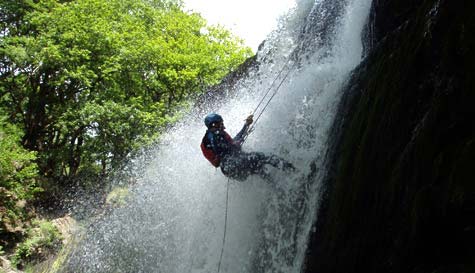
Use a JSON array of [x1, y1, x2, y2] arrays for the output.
[[200, 141, 220, 167]]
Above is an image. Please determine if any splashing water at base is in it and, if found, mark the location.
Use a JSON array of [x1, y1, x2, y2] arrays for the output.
[[61, 0, 372, 272]]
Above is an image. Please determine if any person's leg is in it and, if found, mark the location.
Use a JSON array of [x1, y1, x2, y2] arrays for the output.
[[239, 152, 295, 178], [255, 153, 295, 172], [220, 155, 249, 181], [221, 152, 295, 181]]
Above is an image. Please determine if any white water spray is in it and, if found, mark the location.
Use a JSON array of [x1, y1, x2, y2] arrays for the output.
[[62, 0, 372, 272]]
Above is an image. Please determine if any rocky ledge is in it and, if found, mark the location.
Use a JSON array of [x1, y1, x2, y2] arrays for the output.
[[304, 0, 475, 272]]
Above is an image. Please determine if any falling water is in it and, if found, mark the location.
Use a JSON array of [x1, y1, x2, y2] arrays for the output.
[[61, 0, 372, 272]]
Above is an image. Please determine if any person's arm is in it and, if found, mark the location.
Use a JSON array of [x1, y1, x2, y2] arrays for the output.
[[233, 114, 253, 144], [233, 124, 249, 143]]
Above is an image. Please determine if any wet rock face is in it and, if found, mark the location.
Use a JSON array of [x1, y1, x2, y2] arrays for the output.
[[194, 54, 258, 114], [305, 0, 475, 273], [295, 0, 347, 59]]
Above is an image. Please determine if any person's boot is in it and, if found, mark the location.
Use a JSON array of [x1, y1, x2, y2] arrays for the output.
[[269, 155, 296, 172], [282, 161, 296, 172]]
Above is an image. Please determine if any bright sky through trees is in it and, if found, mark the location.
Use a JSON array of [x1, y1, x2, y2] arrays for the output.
[[183, 0, 296, 52]]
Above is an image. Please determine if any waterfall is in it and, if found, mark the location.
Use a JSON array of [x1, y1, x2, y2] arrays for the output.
[[61, 0, 372, 272]]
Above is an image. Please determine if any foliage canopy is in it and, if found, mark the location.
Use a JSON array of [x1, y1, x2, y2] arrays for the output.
[[0, 0, 252, 183]]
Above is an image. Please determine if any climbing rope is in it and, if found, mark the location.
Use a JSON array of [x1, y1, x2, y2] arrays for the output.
[[242, 56, 297, 143], [217, 178, 230, 273], [216, 54, 297, 273]]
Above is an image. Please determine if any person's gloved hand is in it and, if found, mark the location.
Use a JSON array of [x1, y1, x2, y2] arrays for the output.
[[245, 114, 254, 126]]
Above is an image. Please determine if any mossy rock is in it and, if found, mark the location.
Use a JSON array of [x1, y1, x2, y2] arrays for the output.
[[105, 187, 130, 207]]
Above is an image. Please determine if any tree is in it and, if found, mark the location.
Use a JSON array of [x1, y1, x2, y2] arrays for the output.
[[0, 114, 40, 239], [0, 0, 252, 183]]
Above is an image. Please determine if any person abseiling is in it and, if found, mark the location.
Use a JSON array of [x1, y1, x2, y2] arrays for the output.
[[200, 113, 295, 181]]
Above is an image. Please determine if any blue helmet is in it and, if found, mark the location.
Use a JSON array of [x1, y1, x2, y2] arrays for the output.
[[204, 113, 223, 128]]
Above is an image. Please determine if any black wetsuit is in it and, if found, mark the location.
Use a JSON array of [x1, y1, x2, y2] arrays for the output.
[[203, 124, 291, 181]]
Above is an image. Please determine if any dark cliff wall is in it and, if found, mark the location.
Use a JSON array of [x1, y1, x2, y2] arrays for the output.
[[305, 0, 475, 273]]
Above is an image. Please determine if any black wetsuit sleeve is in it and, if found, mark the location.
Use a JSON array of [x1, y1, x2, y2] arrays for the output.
[[233, 124, 249, 143]]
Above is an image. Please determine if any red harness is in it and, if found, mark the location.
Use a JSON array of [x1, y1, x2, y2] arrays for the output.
[[200, 142, 221, 167], [200, 131, 234, 167]]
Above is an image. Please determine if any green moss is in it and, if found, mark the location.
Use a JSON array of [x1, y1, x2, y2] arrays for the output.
[[32, 240, 76, 273], [11, 220, 62, 269], [106, 186, 130, 207]]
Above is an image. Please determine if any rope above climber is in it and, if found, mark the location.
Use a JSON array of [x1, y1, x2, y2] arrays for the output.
[[200, 113, 295, 181]]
